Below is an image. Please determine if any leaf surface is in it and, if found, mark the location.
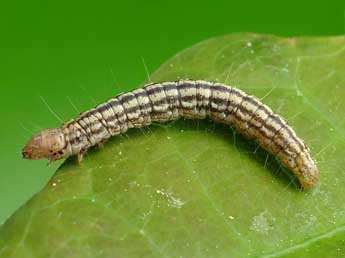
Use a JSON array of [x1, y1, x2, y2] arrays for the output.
[[1, 33, 345, 258]]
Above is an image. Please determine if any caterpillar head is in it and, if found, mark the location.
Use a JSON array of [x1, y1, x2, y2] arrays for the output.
[[22, 128, 67, 161]]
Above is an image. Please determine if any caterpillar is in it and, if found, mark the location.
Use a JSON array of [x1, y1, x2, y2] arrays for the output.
[[22, 79, 319, 189]]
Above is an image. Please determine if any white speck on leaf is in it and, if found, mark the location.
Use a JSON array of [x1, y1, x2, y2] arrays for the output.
[[250, 211, 275, 234], [156, 189, 185, 208]]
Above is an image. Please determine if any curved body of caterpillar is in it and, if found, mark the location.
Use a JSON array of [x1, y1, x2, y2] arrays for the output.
[[22, 80, 319, 189]]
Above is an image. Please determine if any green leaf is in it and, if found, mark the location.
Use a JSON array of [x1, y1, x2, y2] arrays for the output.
[[1, 33, 345, 258]]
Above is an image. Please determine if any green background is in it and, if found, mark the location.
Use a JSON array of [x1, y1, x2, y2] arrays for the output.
[[0, 0, 344, 224]]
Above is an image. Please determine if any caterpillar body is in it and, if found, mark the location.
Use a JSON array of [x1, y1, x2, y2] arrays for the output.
[[22, 80, 319, 189]]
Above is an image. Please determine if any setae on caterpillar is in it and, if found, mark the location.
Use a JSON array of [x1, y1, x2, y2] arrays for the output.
[[22, 79, 319, 189]]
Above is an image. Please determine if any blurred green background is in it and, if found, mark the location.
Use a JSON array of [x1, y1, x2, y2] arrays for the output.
[[0, 0, 344, 224]]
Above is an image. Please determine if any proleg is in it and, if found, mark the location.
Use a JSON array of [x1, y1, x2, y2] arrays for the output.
[[22, 80, 319, 189]]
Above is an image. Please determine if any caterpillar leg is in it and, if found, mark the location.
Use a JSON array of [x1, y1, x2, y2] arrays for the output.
[[77, 149, 87, 164], [97, 139, 109, 150], [98, 142, 104, 149]]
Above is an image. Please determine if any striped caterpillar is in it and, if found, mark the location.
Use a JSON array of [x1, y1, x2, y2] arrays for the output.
[[22, 79, 319, 189]]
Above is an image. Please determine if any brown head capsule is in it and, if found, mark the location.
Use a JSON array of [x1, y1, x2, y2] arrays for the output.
[[22, 128, 67, 161]]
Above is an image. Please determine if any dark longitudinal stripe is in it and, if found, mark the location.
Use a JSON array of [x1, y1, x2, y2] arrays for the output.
[[133, 90, 150, 99], [117, 93, 136, 104], [74, 119, 93, 143], [163, 82, 178, 92], [132, 89, 151, 116], [108, 98, 122, 113], [142, 86, 155, 116], [107, 99, 124, 121], [144, 85, 164, 96]]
